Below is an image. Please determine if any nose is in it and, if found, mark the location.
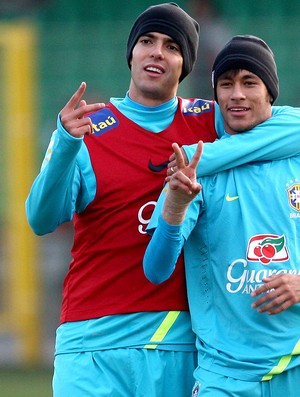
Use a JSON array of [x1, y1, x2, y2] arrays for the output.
[[150, 43, 164, 59], [230, 83, 246, 100]]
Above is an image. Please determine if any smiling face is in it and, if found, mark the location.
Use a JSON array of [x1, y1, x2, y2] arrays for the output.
[[216, 69, 273, 135], [128, 32, 183, 106]]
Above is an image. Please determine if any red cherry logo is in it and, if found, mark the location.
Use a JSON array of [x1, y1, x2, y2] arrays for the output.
[[254, 246, 263, 257], [260, 256, 271, 264], [261, 244, 276, 259]]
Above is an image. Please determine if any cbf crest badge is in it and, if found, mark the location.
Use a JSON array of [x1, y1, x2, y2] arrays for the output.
[[192, 381, 201, 397], [287, 183, 300, 211]]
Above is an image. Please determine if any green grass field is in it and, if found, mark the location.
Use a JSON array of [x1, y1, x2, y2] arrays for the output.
[[0, 367, 53, 397]]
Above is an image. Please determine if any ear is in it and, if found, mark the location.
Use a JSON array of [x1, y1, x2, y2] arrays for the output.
[[268, 93, 274, 104]]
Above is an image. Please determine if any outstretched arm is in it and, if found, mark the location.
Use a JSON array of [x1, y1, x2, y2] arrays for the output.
[[143, 142, 202, 284], [167, 107, 300, 178], [26, 83, 104, 235]]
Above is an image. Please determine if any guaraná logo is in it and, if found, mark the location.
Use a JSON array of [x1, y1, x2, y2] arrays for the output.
[[246, 234, 289, 264]]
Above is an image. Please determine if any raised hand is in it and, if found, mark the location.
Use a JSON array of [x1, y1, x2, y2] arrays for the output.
[[59, 82, 105, 138], [166, 147, 188, 182], [169, 140, 203, 197], [162, 141, 203, 225]]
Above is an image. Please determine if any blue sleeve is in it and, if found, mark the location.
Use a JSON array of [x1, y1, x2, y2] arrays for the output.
[[185, 106, 300, 176], [25, 116, 95, 235], [143, 215, 185, 284], [214, 102, 225, 138], [144, 177, 203, 284]]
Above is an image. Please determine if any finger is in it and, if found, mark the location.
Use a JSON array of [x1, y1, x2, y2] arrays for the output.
[[170, 171, 202, 195], [168, 159, 176, 169], [255, 297, 290, 315], [172, 143, 186, 170], [252, 293, 280, 312], [266, 300, 291, 315], [73, 100, 88, 121], [83, 117, 93, 135], [167, 168, 175, 177], [266, 307, 285, 315], [65, 102, 104, 121], [168, 149, 188, 167], [64, 82, 87, 111], [168, 152, 176, 163], [165, 175, 171, 184], [251, 284, 270, 298], [251, 282, 289, 311], [251, 278, 281, 297], [251, 280, 279, 304], [62, 117, 93, 137], [76, 117, 93, 132], [79, 99, 87, 108], [167, 156, 177, 176], [189, 141, 203, 171]]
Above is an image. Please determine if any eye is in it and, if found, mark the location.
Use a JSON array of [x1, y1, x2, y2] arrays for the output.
[[140, 38, 151, 44], [244, 80, 257, 86], [168, 43, 180, 52], [218, 80, 232, 88]]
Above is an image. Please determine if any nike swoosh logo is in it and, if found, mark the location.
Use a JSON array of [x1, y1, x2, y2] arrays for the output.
[[226, 194, 239, 202], [148, 159, 169, 172]]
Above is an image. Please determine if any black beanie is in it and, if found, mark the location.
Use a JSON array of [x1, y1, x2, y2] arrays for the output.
[[126, 2, 199, 82], [212, 35, 279, 103]]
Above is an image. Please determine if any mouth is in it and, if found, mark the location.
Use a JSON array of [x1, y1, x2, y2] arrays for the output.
[[228, 106, 249, 113], [145, 65, 164, 75]]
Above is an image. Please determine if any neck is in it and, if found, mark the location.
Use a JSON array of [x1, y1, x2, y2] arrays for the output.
[[128, 82, 178, 107]]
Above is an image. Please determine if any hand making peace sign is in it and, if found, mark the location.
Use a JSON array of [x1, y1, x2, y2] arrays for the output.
[[162, 141, 203, 225], [168, 140, 203, 198], [59, 82, 105, 138]]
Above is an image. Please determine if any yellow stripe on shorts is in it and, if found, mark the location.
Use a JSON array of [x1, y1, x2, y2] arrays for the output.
[[262, 339, 300, 381], [144, 311, 181, 349]]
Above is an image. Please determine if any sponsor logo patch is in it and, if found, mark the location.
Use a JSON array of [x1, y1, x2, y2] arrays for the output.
[[90, 108, 119, 136], [246, 234, 289, 264], [181, 99, 212, 116]]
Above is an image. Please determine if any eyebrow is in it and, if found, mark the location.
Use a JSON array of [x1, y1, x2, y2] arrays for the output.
[[140, 32, 177, 44], [219, 71, 259, 80], [240, 73, 259, 79]]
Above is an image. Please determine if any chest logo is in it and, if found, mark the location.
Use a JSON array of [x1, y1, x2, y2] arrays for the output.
[[90, 108, 119, 136], [226, 193, 239, 202], [287, 183, 300, 212], [148, 159, 169, 172], [246, 234, 289, 264], [181, 99, 211, 115]]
